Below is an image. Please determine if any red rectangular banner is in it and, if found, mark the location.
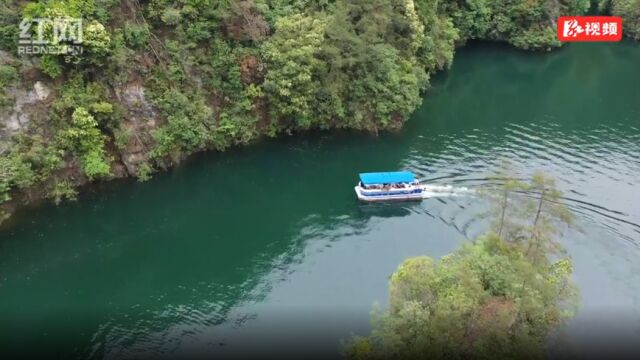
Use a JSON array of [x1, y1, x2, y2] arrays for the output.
[[557, 16, 623, 42]]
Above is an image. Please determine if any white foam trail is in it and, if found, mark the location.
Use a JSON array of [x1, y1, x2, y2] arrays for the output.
[[420, 184, 474, 199]]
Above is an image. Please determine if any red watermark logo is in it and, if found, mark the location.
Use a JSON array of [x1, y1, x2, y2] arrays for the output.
[[557, 16, 622, 42]]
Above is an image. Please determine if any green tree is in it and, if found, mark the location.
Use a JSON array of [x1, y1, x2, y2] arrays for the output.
[[441, 0, 590, 50], [414, 0, 459, 71], [0, 154, 35, 203], [261, 13, 327, 129], [482, 169, 574, 263], [610, 0, 640, 39], [0, 1, 20, 52], [59, 107, 112, 180], [0, 64, 18, 109], [22, 0, 114, 75], [150, 88, 213, 164]]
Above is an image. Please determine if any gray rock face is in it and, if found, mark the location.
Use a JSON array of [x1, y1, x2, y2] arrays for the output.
[[0, 50, 12, 64], [0, 81, 51, 152], [116, 83, 159, 175]]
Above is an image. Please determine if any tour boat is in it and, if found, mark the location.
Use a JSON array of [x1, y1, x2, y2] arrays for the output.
[[355, 171, 425, 202]]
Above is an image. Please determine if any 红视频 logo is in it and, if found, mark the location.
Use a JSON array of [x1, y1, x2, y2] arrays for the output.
[[557, 16, 622, 42]]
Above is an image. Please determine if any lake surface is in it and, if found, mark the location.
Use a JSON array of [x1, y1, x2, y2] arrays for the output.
[[1, 42, 639, 359]]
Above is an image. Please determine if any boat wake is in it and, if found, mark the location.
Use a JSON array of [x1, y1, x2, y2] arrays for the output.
[[420, 184, 474, 199]]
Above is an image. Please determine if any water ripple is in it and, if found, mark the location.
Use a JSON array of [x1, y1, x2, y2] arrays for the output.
[[404, 120, 640, 249]]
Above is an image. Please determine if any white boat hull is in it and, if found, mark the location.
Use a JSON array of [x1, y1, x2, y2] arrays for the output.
[[354, 186, 425, 202]]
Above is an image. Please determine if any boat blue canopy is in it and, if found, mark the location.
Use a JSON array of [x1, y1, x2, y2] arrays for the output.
[[359, 171, 415, 185]]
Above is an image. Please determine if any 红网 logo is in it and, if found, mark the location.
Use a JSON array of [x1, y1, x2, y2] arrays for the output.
[[557, 16, 622, 42], [18, 17, 84, 55]]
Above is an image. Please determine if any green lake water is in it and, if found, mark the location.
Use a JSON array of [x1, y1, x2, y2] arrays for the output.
[[1, 42, 639, 358]]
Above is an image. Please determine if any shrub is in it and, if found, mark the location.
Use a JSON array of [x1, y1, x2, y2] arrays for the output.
[[47, 180, 78, 205], [58, 107, 112, 180], [0, 65, 18, 86]]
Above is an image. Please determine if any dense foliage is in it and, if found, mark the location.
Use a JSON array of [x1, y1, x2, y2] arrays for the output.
[[344, 172, 578, 360], [608, 0, 640, 39], [4, 0, 638, 223]]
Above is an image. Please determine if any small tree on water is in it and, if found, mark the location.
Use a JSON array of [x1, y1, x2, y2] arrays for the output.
[[481, 164, 575, 263]]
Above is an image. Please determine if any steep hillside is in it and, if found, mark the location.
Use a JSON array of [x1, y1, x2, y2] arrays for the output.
[[0, 0, 618, 224]]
